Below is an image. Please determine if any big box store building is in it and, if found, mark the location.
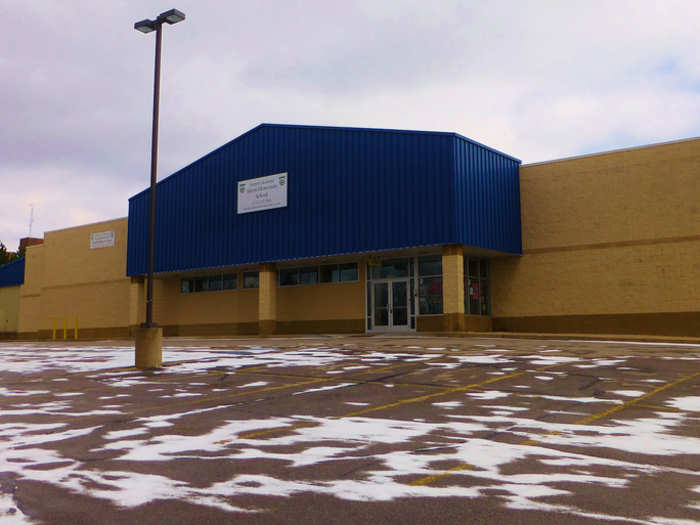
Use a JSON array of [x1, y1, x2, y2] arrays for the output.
[[1, 124, 698, 339]]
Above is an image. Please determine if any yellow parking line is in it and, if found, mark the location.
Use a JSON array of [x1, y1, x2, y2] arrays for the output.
[[410, 370, 699, 486], [238, 363, 565, 441], [127, 377, 328, 415], [409, 463, 473, 486], [635, 403, 684, 412], [238, 421, 318, 439], [342, 363, 564, 419], [573, 371, 699, 425]]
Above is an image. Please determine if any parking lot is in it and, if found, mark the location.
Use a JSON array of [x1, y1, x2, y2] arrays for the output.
[[0, 335, 698, 524]]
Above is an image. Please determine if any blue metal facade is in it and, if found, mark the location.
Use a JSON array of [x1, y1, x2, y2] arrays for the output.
[[453, 135, 522, 253], [127, 124, 521, 276], [0, 257, 25, 287]]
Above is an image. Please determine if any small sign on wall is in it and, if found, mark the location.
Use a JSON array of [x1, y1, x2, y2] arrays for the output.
[[90, 231, 115, 249], [237, 172, 288, 214]]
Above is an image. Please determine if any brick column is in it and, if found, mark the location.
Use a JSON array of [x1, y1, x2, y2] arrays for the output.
[[442, 244, 465, 331], [258, 263, 277, 335]]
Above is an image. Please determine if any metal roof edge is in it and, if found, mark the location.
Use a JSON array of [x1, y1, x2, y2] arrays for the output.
[[128, 123, 521, 200], [45, 216, 128, 235], [451, 133, 521, 163], [129, 123, 270, 201], [522, 135, 700, 167], [256, 122, 456, 137]]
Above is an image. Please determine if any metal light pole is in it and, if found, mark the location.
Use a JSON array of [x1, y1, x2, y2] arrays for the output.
[[133, 8, 185, 368]]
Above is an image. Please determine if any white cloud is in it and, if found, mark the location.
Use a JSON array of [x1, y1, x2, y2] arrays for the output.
[[1, 0, 699, 249]]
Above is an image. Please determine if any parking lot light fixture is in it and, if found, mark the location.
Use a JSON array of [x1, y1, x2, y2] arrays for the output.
[[133, 8, 185, 368]]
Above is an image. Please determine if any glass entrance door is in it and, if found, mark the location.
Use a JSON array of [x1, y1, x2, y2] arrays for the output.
[[372, 280, 409, 330]]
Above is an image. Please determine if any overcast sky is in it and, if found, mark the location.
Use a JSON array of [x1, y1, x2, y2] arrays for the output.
[[1, 0, 699, 251]]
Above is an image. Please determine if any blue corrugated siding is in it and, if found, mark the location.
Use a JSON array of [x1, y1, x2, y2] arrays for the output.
[[128, 124, 469, 275], [0, 257, 25, 287], [453, 136, 522, 254]]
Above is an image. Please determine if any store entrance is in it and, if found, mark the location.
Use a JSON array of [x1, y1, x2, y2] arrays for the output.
[[371, 279, 409, 330]]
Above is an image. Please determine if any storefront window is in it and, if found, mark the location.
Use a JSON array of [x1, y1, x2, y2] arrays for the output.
[[419, 277, 443, 314], [339, 263, 358, 282], [320, 263, 358, 283], [418, 255, 442, 314], [371, 258, 409, 279], [242, 272, 259, 289], [418, 255, 442, 277], [280, 262, 358, 286], [279, 268, 299, 286], [222, 274, 237, 290], [299, 267, 318, 285], [181, 273, 237, 293], [464, 257, 490, 315]]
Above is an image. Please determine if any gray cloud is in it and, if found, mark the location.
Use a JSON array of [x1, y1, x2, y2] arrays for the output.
[[1, 0, 699, 250]]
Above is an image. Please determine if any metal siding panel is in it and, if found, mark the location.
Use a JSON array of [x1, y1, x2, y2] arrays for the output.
[[0, 257, 25, 287], [452, 135, 522, 254], [127, 125, 513, 276]]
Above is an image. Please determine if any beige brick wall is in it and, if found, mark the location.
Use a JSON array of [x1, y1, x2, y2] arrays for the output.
[[276, 262, 365, 322], [40, 281, 133, 330], [155, 278, 258, 326], [520, 138, 699, 250], [492, 240, 700, 317], [42, 218, 128, 288], [441, 245, 464, 315], [277, 281, 364, 321], [18, 244, 44, 333], [0, 285, 20, 333], [18, 218, 132, 335], [493, 138, 700, 324], [258, 263, 277, 322]]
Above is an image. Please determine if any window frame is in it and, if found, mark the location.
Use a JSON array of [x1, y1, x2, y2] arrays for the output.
[[279, 262, 359, 287]]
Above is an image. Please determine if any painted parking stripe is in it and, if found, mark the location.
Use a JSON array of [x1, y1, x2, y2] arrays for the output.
[[238, 363, 566, 440], [410, 370, 700, 486]]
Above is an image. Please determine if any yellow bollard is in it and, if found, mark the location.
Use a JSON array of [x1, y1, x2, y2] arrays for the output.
[[52, 318, 57, 340], [63, 317, 67, 340], [74, 316, 78, 340]]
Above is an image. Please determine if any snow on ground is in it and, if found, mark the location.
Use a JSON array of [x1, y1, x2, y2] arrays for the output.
[[612, 390, 646, 397], [0, 343, 697, 523], [293, 383, 357, 395], [667, 397, 700, 412], [0, 493, 33, 524], [238, 381, 269, 388]]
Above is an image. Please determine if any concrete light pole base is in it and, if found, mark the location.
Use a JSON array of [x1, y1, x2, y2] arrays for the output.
[[135, 326, 163, 368]]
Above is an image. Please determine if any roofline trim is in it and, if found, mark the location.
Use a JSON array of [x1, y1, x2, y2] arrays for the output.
[[44, 216, 128, 235], [522, 135, 700, 167], [129, 123, 521, 200]]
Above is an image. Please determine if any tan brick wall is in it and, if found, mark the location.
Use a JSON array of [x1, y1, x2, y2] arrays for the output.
[[42, 218, 128, 288], [258, 263, 277, 322], [40, 280, 133, 330], [0, 285, 20, 333], [18, 244, 44, 333], [441, 245, 464, 315], [493, 138, 700, 332], [520, 138, 699, 250], [155, 278, 258, 326], [17, 219, 132, 336], [277, 262, 365, 322], [277, 281, 364, 321], [492, 240, 700, 317]]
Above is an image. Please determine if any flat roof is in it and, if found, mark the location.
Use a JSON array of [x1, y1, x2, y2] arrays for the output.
[[522, 135, 700, 167]]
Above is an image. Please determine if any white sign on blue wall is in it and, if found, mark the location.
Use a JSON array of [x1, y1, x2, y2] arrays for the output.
[[237, 172, 288, 214]]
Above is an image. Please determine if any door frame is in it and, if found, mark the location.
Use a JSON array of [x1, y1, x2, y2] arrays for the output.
[[369, 277, 411, 332]]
